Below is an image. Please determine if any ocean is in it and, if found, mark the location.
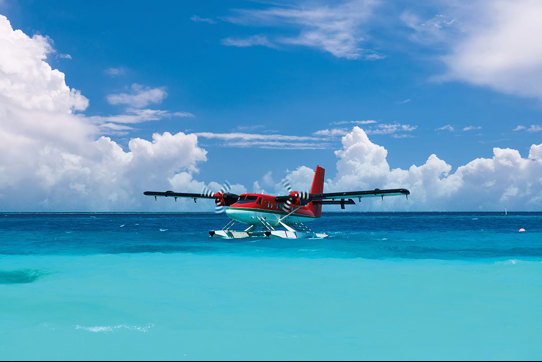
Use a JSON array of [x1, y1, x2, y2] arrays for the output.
[[0, 212, 541, 360]]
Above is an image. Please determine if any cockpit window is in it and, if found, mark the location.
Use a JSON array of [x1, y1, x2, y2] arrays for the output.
[[236, 195, 259, 204]]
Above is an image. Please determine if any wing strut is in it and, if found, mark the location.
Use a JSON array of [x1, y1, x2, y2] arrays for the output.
[[279, 204, 304, 223]]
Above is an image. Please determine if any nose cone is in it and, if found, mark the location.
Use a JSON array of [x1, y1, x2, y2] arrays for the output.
[[225, 207, 237, 220], [225, 206, 249, 224]]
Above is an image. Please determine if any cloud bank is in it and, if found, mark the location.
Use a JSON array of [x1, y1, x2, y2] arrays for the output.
[[0, 15, 208, 211], [1, 13, 541, 212], [284, 127, 542, 211]]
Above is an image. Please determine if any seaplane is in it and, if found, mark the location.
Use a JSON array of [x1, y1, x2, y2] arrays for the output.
[[144, 166, 409, 239]]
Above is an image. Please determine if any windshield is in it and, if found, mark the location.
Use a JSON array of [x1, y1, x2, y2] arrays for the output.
[[236, 195, 259, 204]]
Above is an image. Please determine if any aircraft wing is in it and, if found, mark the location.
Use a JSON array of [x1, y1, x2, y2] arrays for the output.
[[143, 191, 215, 199], [144, 190, 240, 209], [309, 188, 410, 201]]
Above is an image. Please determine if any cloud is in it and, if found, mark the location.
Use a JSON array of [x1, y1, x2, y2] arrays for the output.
[[220, 1, 542, 100], [513, 124, 542, 133], [318, 122, 417, 138], [207, 123, 418, 151], [195, 132, 319, 142], [439, 1, 542, 100], [463, 125, 481, 131], [252, 171, 275, 194], [313, 128, 349, 137], [195, 132, 329, 149], [401, 11, 457, 44], [89, 109, 194, 125], [101, 85, 193, 131], [399, 1, 542, 101], [225, 0, 381, 60], [228, 141, 330, 150], [105, 67, 126, 77], [331, 120, 377, 126], [436, 124, 454, 132], [190, 15, 216, 24], [0, 15, 210, 211], [194, 131, 329, 149], [222, 35, 276, 48], [31, 132, 208, 211], [235, 124, 267, 132], [0, 19, 88, 113], [107, 84, 167, 108], [283, 166, 316, 192], [527, 125, 542, 133], [3, 12, 541, 212], [365, 123, 417, 136], [286, 127, 542, 211]]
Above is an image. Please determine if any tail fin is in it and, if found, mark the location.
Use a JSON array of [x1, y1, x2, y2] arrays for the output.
[[309, 165, 325, 217]]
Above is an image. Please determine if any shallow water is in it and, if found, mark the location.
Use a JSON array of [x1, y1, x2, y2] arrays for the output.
[[1, 213, 541, 360]]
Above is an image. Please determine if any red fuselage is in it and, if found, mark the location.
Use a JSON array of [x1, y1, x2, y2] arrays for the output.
[[225, 193, 319, 226], [229, 193, 318, 217]]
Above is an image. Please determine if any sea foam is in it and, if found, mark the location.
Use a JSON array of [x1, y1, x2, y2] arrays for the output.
[[75, 324, 154, 333]]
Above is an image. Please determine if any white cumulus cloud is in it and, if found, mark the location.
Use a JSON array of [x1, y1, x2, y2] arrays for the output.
[[0, 15, 209, 211], [284, 127, 542, 211], [0, 18, 88, 113]]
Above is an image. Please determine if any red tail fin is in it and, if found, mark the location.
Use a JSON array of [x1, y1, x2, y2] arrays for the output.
[[309, 165, 325, 218]]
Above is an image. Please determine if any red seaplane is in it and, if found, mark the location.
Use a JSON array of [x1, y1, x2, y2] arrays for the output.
[[144, 166, 409, 239]]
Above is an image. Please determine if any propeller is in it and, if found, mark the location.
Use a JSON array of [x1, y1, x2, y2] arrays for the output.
[[215, 198, 225, 214], [221, 181, 232, 193], [280, 178, 293, 212], [279, 178, 310, 212], [202, 181, 239, 214], [201, 186, 214, 198], [282, 179, 293, 193]]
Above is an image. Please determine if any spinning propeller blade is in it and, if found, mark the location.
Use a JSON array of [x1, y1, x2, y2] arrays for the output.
[[220, 181, 232, 193], [201, 186, 214, 198], [282, 179, 293, 193], [281, 178, 293, 211], [215, 199, 225, 214], [213, 181, 238, 213], [279, 178, 310, 212]]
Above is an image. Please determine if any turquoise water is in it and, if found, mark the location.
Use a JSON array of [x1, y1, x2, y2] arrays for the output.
[[1, 213, 541, 360]]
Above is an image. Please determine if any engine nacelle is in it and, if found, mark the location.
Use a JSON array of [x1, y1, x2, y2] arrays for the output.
[[213, 192, 240, 206]]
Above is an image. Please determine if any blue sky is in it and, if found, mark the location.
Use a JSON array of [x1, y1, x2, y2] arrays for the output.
[[1, 0, 542, 211]]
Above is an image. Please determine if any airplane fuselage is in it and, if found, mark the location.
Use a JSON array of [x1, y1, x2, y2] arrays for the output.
[[225, 193, 317, 226]]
